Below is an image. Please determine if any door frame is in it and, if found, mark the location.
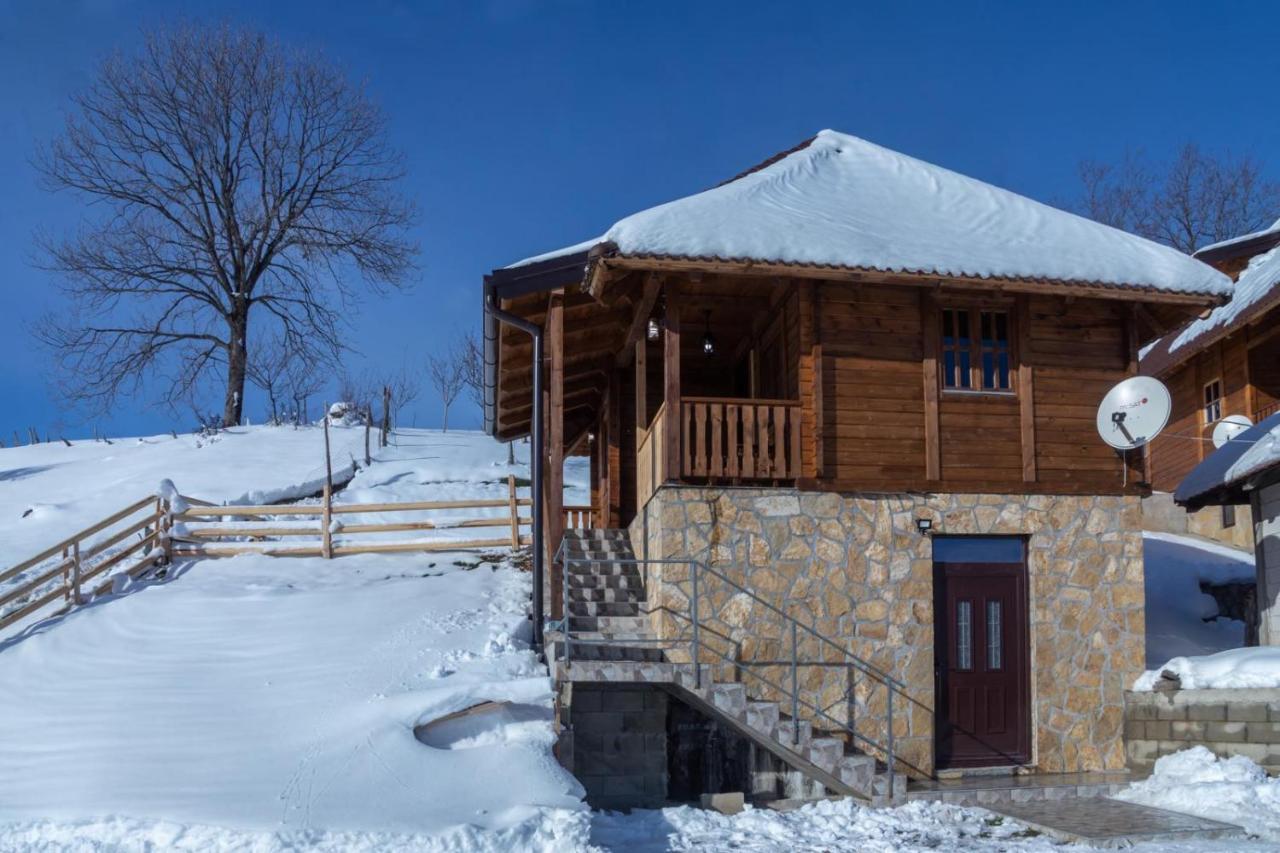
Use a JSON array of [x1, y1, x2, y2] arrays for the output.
[[932, 541, 1032, 771]]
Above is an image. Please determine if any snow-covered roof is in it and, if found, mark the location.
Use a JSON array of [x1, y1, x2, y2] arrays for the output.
[[1141, 244, 1280, 375], [1194, 216, 1280, 258], [507, 130, 1232, 298], [1175, 411, 1280, 507]]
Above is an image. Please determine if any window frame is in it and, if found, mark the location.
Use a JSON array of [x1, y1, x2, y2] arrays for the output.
[[938, 301, 1017, 397], [1203, 378, 1223, 425]]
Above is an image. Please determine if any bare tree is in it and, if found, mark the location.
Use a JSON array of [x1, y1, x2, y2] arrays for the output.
[[460, 331, 484, 412], [1072, 144, 1280, 253], [428, 346, 465, 433], [246, 336, 292, 424], [286, 357, 324, 425], [34, 23, 417, 425]]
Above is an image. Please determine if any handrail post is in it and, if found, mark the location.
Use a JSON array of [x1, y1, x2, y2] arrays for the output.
[[691, 559, 701, 689], [887, 686, 896, 801], [790, 619, 799, 745]]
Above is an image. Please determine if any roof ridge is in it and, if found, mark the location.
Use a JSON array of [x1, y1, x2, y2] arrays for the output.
[[713, 135, 817, 188]]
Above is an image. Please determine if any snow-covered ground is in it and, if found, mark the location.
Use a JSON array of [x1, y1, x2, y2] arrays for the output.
[[1143, 531, 1254, 667], [0, 425, 367, 571], [0, 429, 1276, 851], [1135, 647, 1280, 691]]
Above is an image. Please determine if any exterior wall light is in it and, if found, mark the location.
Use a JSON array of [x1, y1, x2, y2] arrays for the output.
[[647, 317, 660, 341], [915, 518, 933, 534], [702, 309, 715, 356]]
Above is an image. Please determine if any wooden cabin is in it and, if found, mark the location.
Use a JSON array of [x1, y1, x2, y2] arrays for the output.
[[1141, 224, 1280, 549], [484, 131, 1229, 792]]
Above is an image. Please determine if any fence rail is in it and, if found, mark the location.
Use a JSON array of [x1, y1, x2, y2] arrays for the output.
[[0, 496, 169, 632], [170, 474, 533, 559]]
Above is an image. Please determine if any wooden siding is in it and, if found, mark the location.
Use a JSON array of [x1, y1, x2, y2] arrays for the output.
[[1148, 330, 1280, 493]]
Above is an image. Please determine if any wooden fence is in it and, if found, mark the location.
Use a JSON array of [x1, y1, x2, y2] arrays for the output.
[[0, 496, 169, 632], [681, 397, 802, 481], [170, 475, 533, 559]]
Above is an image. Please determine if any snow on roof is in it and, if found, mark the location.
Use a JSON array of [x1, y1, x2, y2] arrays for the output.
[[506, 130, 1232, 297], [1175, 410, 1280, 506], [1194, 216, 1280, 257], [1141, 243, 1280, 374]]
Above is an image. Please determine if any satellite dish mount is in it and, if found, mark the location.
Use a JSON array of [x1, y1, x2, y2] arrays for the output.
[[1096, 376, 1173, 486]]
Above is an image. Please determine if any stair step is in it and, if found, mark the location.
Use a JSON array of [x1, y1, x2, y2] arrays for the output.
[[558, 642, 666, 663], [567, 573, 644, 590], [872, 772, 907, 804], [807, 737, 844, 773], [775, 719, 812, 749], [568, 601, 641, 617], [702, 682, 747, 717], [568, 588, 646, 604], [838, 755, 876, 792], [566, 563, 643, 578], [742, 701, 780, 737], [567, 614, 651, 632]]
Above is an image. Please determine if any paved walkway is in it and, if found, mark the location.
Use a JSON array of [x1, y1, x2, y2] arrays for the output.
[[987, 798, 1242, 847]]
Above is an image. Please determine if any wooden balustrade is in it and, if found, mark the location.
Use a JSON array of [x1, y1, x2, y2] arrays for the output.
[[562, 506, 594, 530], [1255, 400, 1280, 423], [681, 397, 802, 481], [636, 401, 667, 510]]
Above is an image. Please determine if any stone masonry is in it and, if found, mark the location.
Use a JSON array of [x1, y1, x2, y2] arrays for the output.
[[629, 486, 1146, 778], [1125, 688, 1280, 774]]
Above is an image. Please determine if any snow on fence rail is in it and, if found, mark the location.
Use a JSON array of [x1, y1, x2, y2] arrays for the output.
[[170, 475, 535, 559], [0, 496, 170, 632]]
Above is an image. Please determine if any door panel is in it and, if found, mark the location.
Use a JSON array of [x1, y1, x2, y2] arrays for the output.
[[934, 560, 1029, 768]]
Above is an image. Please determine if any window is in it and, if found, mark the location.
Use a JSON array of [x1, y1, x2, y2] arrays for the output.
[[1203, 380, 1222, 424], [956, 600, 973, 670], [941, 308, 1012, 392], [1223, 504, 1236, 529], [986, 600, 1003, 670]]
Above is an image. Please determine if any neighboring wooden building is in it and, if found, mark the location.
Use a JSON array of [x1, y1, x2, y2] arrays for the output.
[[1175, 413, 1280, 645], [1141, 224, 1280, 549], [484, 131, 1229, 799]]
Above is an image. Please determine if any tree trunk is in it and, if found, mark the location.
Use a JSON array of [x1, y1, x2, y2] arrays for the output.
[[442, 402, 449, 433], [223, 310, 248, 427]]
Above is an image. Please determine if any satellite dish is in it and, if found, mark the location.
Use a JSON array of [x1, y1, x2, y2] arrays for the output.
[[1096, 376, 1172, 450], [1212, 414, 1253, 448]]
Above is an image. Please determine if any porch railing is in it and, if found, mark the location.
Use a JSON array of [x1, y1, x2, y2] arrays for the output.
[[636, 401, 667, 511], [1255, 400, 1280, 423], [562, 505, 594, 530], [681, 397, 802, 481]]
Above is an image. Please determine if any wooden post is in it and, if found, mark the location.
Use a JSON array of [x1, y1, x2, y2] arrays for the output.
[[161, 499, 173, 566], [606, 370, 622, 529], [1017, 295, 1037, 483], [921, 291, 942, 480], [381, 386, 391, 447], [321, 482, 333, 559], [508, 474, 520, 547], [546, 292, 565, 619], [663, 279, 681, 480], [323, 414, 334, 492], [71, 541, 81, 604], [364, 405, 372, 466], [635, 338, 647, 431]]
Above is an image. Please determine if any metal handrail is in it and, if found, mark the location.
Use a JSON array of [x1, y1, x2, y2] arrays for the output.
[[553, 541, 905, 796]]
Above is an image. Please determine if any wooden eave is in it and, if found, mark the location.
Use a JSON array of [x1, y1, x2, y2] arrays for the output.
[[584, 250, 1226, 339]]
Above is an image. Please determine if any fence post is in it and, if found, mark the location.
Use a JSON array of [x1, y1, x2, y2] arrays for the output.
[[321, 482, 333, 559], [70, 541, 82, 605], [61, 546, 70, 603], [507, 474, 520, 547], [364, 405, 372, 466], [160, 498, 173, 565], [887, 687, 896, 802]]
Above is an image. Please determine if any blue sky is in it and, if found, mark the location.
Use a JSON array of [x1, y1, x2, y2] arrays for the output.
[[1, 0, 1278, 438]]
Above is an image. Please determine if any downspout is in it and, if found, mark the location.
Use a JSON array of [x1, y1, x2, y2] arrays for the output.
[[484, 278, 546, 656]]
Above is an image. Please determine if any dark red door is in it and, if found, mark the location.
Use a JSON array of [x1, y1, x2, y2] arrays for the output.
[[934, 562, 1030, 768]]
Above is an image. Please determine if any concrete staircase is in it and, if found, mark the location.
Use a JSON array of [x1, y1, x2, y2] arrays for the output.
[[548, 528, 906, 806]]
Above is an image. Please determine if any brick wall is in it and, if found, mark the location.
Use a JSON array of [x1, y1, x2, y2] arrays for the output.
[[1125, 688, 1280, 773]]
